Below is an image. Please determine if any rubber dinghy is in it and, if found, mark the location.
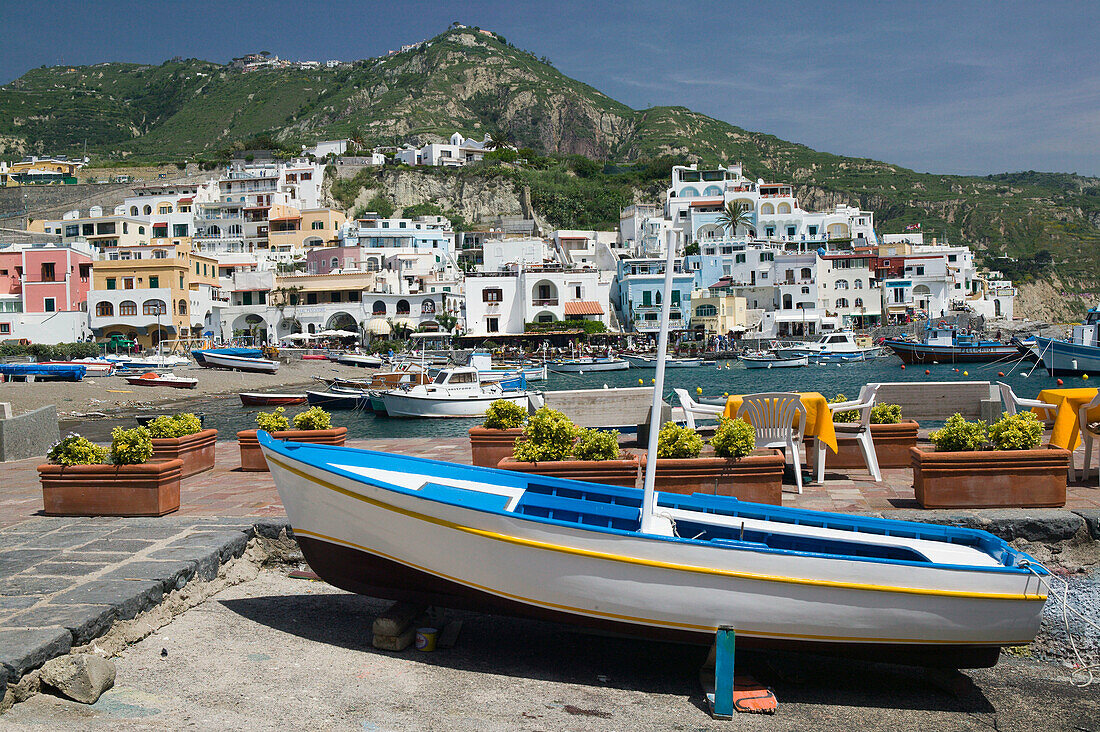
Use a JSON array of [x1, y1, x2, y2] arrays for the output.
[[259, 433, 1049, 668]]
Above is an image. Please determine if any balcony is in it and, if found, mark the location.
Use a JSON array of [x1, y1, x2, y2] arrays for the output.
[[531, 298, 558, 307]]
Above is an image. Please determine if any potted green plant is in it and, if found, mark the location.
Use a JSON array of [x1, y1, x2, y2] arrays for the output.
[[911, 412, 1070, 508], [497, 407, 640, 486], [147, 413, 218, 478], [640, 420, 786, 504], [39, 428, 183, 516], [469, 399, 528, 468], [238, 406, 347, 472], [812, 397, 919, 471]]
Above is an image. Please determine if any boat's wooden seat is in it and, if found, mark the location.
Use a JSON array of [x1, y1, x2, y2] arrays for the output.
[[515, 492, 641, 531], [417, 482, 512, 512]]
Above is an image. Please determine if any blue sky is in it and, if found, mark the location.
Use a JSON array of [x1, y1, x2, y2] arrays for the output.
[[2, 0, 1097, 176]]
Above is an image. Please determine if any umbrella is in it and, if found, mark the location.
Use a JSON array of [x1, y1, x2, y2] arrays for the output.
[[282, 333, 313, 341], [330, 329, 358, 337]]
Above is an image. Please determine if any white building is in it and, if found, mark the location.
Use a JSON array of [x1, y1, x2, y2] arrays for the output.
[[393, 132, 494, 167], [464, 266, 613, 336], [479, 237, 555, 272], [303, 139, 350, 158]]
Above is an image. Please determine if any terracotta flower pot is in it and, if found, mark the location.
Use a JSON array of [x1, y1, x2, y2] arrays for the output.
[[151, 428, 218, 478], [237, 427, 347, 472], [640, 450, 785, 505], [497, 454, 640, 488], [468, 427, 525, 468], [910, 444, 1070, 509], [808, 420, 919, 472], [39, 459, 183, 517]]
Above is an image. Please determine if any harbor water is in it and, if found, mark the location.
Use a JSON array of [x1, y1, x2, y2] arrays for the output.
[[95, 352, 1082, 441]]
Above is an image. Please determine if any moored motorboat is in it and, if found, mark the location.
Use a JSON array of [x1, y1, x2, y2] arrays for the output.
[[1034, 306, 1100, 375], [240, 392, 307, 406], [259, 435, 1049, 667], [381, 366, 532, 418], [884, 324, 1018, 364], [201, 351, 279, 374], [623, 354, 704, 368], [124, 372, 198, 389], [778, 331, 880, 363], [305, 389, 372, 410]]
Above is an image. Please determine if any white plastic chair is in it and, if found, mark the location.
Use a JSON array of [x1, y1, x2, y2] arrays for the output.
[[816, 384, 882, 483], [1078, 391, 1100, 486], [672, 388, 724, 430], [736, 392, 808, 493], [997, 382, 1054, 420]]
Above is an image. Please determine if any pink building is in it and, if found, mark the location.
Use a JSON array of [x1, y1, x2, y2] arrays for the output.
[[0, 242, 93, 342]]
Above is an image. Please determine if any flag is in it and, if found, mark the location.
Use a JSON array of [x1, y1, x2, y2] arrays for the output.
[[905, 223, 921, 231]]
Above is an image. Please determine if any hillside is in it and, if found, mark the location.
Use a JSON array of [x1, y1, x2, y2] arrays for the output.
[[3, 26, 1100, 287]]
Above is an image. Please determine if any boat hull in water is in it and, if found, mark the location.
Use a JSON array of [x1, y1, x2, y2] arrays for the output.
[[885, 339, 1018, 364], [260, 437, 1046, 668], [740, 354, 807, 369], [551, 358, 630, 372], [1034, 336, 1100, 375]]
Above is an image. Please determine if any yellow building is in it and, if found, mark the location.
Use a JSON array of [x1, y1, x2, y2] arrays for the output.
[[268, 206, 346, 255], [88, 242, 220, 348], [689, 287, 748, 335]]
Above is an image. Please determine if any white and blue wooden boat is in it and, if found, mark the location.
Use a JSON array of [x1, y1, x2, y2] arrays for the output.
[[623, 354, 705, 368], [885, 324, 1017, 364], [259, 435, 1048, 667], [305, 388, 371, 410], [1034, 306, 1100, 375], [739, 353, 808, 369], [550, 356, 630, 372], [201, 351, 279, 374], [191, 347, 261, 366]]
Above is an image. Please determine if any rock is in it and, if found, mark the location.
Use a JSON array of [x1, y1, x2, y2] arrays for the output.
[[39, 654, 115, 704]]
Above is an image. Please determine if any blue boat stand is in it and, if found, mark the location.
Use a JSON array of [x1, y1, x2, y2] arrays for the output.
[[703, 627, 737, 719]]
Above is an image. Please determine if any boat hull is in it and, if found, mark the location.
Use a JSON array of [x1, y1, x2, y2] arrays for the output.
[[1034, 336, 1100, 375], [125, 376, 197, 389], [202, 353, 279, 374], [239, 393, 307, 406], [551, 359, 630, 372], [261, 441, 1045, 667], [381, 390, 530, 418], [305, 390, 370, 410], [885, 340, 1018, 364], [740, 355, 807, 369]]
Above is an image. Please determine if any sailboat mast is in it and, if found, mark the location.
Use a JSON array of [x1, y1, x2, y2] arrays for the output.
[[640, 229, 679, 535]]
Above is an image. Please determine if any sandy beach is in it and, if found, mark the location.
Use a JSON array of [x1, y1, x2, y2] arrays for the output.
[[0, 359, 380, 419]]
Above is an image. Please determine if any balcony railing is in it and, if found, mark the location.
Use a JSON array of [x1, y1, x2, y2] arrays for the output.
[[532, 298, 558, 307]]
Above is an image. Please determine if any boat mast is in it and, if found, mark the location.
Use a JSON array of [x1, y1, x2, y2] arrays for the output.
[[640, 229, 678, 536]]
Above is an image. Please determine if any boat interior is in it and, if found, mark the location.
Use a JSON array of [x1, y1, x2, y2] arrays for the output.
[[267, 438, 1038, 574]]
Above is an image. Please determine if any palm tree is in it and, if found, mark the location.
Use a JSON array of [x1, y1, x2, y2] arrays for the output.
[[715, 202, 754, 238], [485, 131, 512, 151]]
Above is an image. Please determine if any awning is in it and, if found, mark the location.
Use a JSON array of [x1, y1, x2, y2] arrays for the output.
[[391, 318, 417, 329], [366, 319, 391, 335], [564, 300, 604, 316], [269, 214, 301, 222], [153, 222, 168, 228], [689, 198, 724, 207], [178, 197, 193, 204]]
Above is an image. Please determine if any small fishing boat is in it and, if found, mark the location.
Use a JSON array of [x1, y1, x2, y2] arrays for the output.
[[778, 331, 881, 363], [200, 351, 279, 374], [260, 436, 1048, 668], [106, 353, 192, 370], [469, 354, 549, 383], [381, 366, 532, 418], [1011, 336, 1042, 364], [0, 363, 86, 381], [240, 392, 307, 406], [739, 353, 808, 369], [623, 354, 704, 368], [1034, 306, 1100, 375], [125, 372, 198, 389], [192, 348, 263, 366], [305, 389, 372, 410], [550, 357, 630, 372], [884, 324, 1017, 364], [45, 360, 116, 377], [337, 353, 384, 369]]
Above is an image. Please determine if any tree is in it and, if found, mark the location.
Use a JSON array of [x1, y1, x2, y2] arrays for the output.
[[684, 242, 700, 256], [436, 312, 458, 333], [715, 201, 754, 238]]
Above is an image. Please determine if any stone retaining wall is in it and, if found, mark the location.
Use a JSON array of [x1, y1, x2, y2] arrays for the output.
[[0, 405, 59, 462]]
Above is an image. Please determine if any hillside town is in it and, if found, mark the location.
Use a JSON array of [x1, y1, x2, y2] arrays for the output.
[[0, 146, 1015, 350]]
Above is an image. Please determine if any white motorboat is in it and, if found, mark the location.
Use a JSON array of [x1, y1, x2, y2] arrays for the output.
[[47, 359, 117, 377], [337, 353, 384, 368], [381, 366, 532, 418], [623, 354, 704, 368], [201, 351, 279, 374], [104, 353, 192, 370], [777, 331, 880, 363]]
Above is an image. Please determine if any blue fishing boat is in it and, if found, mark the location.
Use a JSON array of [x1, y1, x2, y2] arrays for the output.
[[1034, 306, 1100, 375], [884, 324, 1016, 364], [305, 388, 371, 410], [191, 347, 263, 366]]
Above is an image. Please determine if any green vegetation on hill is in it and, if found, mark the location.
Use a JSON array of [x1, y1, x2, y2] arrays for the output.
[[2, 26, 1099, 277]]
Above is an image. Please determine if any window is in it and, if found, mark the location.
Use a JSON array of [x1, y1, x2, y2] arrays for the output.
[[79, 264, 91, 282], [421, 299, 435, 314], [835, 279, 849, 290], [486, 317, 499, 333], [149, 276, 159, 289], [106, 278, 116, 290], [853, 279, 863, 289], [306, 293, 317, 305], [242, 292, 253, 306], [642, 290, 652, 307], [65, 225, 79, 238], [178, 300, 187, 315], [41, 263, 55, 282], [138, 226, 145, 235], [695, 304, 717, 317], [173, 224, 188, 237], [330, 257, 339, 269], [130, 206, 138, 216], [123, 277, 134, 289], [96, 301, 113, 317], [119, 301, 137, 316], [836, 298, 849, 308], [153, 250, 167, 259], [396, 299, 410, 314], [332, 292, 341, 303], [311, 221, 324, 230], [854, 298, 864, 308], [372, 300, 386, 315], [143, 299, 166, 315], [0, 323, 8, 334], [159, 204, 173, 215]]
